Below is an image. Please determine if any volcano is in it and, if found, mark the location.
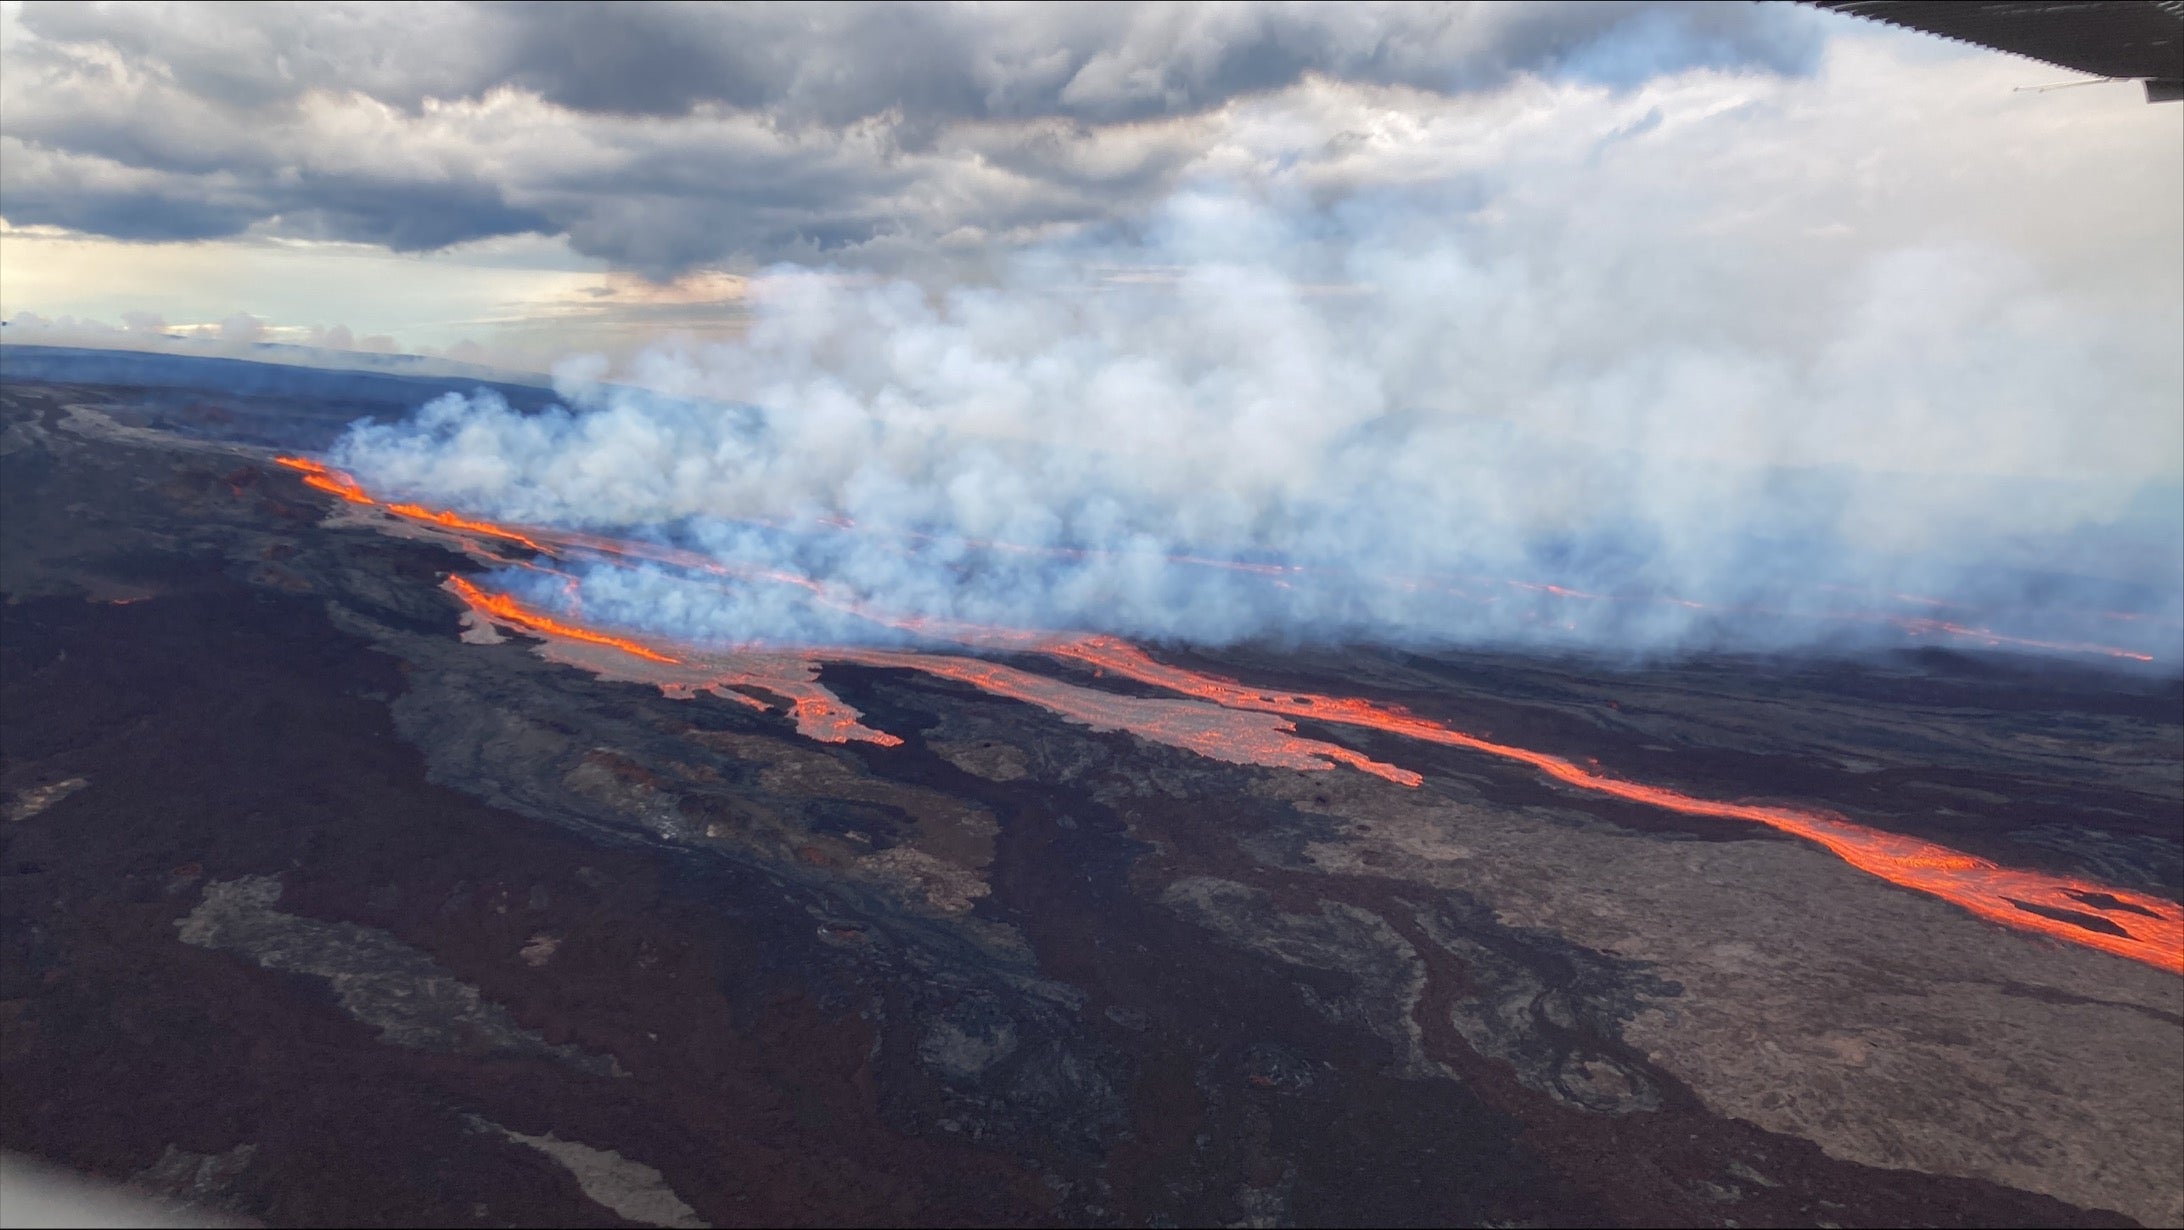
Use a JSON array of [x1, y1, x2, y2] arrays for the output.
[[3, 352, 2180, 1228]]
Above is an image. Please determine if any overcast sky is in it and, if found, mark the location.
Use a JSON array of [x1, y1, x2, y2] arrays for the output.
[[2, 2, 2173, 375]]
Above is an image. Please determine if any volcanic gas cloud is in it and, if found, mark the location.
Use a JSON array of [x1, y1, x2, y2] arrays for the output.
[[322, 190, 2183, 666]]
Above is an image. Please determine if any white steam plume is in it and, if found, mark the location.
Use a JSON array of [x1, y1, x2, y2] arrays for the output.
[[330, 57, 2184, 666]]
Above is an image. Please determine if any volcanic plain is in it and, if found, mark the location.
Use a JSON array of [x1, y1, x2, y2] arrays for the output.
[[3, 368, 2180, 1228]]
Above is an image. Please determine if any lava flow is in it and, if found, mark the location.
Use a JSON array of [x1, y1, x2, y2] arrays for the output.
[[1887, 617, 2156, 663], [1047, 636, 2184, 974], [446, 575, 680, 664], [835, 649, 1421, 783], [445, 574, 1411, 777], [448, 569, 2184, 976], [280, 456, 2184, 974], [274, 457, 548, 555]]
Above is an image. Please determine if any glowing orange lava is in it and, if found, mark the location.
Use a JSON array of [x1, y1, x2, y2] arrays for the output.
[[274, 456, 376, 505], [447, 575, 904, 746], [446, 575, 681, 664], [1889, 617, 2156, 664], [833, 648, 1421, 783], [384, 502, 548, 553], [1047, 636, 2184, 974], [274, 457, 550, 554], [280, 454, 2184, 973]]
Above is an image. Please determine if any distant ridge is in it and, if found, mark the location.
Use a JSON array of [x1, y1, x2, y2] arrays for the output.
[[0, 344, 559, 417]]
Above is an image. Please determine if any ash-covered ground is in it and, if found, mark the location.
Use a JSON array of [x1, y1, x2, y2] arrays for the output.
[[3, 365, 2180, 1228]]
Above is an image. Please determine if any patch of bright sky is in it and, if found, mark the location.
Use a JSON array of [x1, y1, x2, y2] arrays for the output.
[[0, 226, 599, 342]]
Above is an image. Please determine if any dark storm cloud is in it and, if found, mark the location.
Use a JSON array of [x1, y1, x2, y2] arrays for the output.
[[1, 137, 555, 252], [15, 1, 1821, 123], [0, 1, 1826, 272], [0, 178, 254, 244], [269, 176, 557, 252], [478, 0, 1821, 124]]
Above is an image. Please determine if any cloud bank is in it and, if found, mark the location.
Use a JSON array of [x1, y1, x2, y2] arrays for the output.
[[2, 1, 1824, 275]]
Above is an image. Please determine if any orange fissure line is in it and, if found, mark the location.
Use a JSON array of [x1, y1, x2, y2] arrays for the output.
[[275, 457, 548, 554], [385, 502, 549, 554], [284, 455, 2182, 973], [1887, 616, 2155, 663], [1047, 636, 2184, 974], [446, 575, 681, 664]]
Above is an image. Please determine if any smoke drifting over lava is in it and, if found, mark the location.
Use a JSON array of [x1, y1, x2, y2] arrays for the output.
[[435, 555, 2184, 975], [258, 450, 2184, 970], [327, 186, 2181, 666]]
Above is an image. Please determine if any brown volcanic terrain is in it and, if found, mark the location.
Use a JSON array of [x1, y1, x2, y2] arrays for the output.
[[2, 377, 2181, 1227]]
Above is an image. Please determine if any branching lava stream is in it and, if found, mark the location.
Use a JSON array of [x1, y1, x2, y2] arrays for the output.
[[278, 455, 2184, 974]]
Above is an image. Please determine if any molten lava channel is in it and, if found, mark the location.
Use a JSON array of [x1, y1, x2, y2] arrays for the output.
[[446, 576, 680, 664], [279, 456, 2184, 974], [275, 457, 549, 556], [1045, 637, 2184, 973]]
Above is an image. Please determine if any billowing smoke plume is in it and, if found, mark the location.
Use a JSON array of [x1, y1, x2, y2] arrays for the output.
[[329, 48, 2184, 667], [328, 183, 2181, 666]]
